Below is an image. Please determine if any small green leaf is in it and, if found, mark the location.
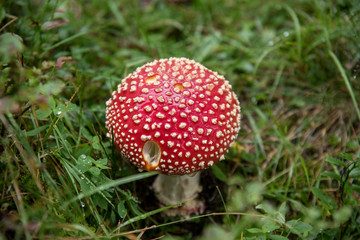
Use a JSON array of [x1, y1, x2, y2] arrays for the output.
[[311, 187, 337, 210], [38, 81, 65, 96], [246, 182, 263, 204], [97, 158, 108, 166], [269, 235, 289, 240], [325, 156, 347, 167], [239, 152, 257, 163], [0, 8, 5, 22], [53, 103, 77, 115], [128, 200, 143, 216], [96, 164, 110, 170], [287, 220, 313, 236], [337, 153, 354, 162], [247, 228, 263, 233], [89, 167, 100, 176], [76, 154, 92, 173], [349, 168, 360, 178], [91, 136, 102, 150], [117, 201, 127, 218], [0, 33, 24, 64], [346, 139, 359, 149], [321, 171, 341, 181], [48, 96, 56, 110], [211, 164, 227, 182], [26, 125, 49, 136], [277, 202, 287, 223], [76, 164, 91, 174], [77, 154, 91, 164], [81, 128, 93, 141], [256, 203, 274, 215], [262, 223, 280, 232], [78, 177, 93, 193], [333, 206, 352, 223], [95, 158, 110, 169], [36, 108, 52, 119], [352, 184, 360, 193], [93, 194, 108, 210]]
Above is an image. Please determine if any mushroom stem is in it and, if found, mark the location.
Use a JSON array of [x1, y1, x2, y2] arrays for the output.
[[152, 173, 203, 207]]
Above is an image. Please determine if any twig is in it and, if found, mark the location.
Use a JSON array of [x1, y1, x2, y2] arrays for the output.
[[0, 14, 18, 32]]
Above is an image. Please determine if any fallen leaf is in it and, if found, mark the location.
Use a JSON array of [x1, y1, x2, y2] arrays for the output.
[[55, 56, 74, 69], [41, 19, 69, 30]]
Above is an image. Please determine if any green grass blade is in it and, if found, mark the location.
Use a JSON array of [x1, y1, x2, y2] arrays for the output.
[[246, 112, 266, 159], [284, 5, 302, 61], [63, 171, 158, 208], [40, 28, 93, 57], [111, 201, 184, 233], [252, 45, 281, 79], [61, 224, 98, 239], [299, 154, 310, 187], [329, 50, 360, 121]]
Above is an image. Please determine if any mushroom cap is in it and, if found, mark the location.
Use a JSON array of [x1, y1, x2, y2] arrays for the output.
[[106, 57, 241, 175]]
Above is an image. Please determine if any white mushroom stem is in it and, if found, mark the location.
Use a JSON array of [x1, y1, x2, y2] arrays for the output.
[[152, 173, 203, 207]]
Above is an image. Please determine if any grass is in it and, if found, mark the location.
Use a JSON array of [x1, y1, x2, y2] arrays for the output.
[[1, 0, 360, 239]]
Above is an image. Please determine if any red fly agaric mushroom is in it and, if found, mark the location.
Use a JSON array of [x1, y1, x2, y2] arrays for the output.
[[106, 57, 241, 215]]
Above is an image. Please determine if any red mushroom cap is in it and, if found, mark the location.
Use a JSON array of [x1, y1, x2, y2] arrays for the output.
[[106, 57, 241, 175]]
